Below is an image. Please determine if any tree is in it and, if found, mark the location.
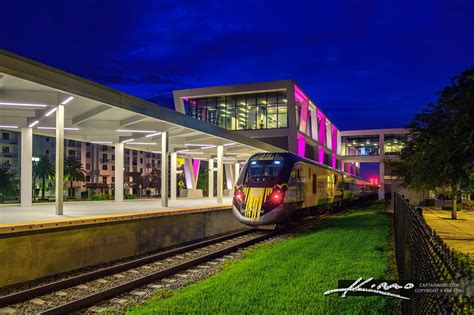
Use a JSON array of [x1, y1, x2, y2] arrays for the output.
[[34, 154, 55, 200], [138, 169, 160, 196], [64, 156, 87, 197], [0, 164, 17, 203], [398, 68, 474, 219]]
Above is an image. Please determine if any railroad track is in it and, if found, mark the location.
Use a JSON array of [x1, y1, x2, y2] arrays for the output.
[[0, 211, 336, 314], [0, 229, 276, 314]]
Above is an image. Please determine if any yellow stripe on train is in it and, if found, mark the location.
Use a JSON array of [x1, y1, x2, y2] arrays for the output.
[[241, 187, 274, 221]]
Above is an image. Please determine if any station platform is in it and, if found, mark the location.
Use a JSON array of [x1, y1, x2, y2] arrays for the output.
[[0, 197, 232, 225], [0, 197, 241, 288]]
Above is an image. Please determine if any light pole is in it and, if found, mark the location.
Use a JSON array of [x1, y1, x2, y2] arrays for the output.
[[32, 157, 40, 202]]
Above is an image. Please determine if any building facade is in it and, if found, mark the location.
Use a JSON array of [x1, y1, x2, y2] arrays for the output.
[[173, 80, 360, 176], [174, 81, 410, 200]]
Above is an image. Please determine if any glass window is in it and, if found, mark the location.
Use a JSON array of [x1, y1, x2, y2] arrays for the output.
[[384, 134, 407, 155], [188, 100, 198, 119], [236, 95, 246, 130], [185, 91, 288, 130], [206, 97, 217, 125], [257, 94, 267, 130], [277, 94, 288, 128], [307, 109, 313, 137], [295, 101, 301, 129], [217, 100, 227, 129], [244, 160, 284, 187], [342, 135, 380, 156], [226, 96, 236, 130], [267, 92, 277, 129]]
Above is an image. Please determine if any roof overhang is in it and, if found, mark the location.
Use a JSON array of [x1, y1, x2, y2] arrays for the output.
[[0, 50, 281, 161]]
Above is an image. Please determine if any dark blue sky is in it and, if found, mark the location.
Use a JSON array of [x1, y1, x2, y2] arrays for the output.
[[2, 0, 473, 131]]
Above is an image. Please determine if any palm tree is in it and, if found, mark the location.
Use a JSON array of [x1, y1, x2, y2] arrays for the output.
[[64, 156, 86, 198], [34, 154, 55, 200], [0, 165, 17, 203]]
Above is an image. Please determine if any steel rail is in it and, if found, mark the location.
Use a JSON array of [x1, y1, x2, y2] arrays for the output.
[[39, 231, 276, 315], [0, 228, 253, 307]]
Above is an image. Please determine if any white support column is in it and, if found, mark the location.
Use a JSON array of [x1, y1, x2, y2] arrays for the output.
[[170, 152, 177, 200], [379, 161, 385, 200], [114, 142, 124, 202], [183, 157, 195, 189], [20, 127, 33, 207], [208, 159, 214, 198], [55, 104, 64, 215], [379, 133, 385, 156], [161, 132, 169, 207], [217, 145, 224, 203], [224, 164, 234, 191], [234, 162, 240, 186]]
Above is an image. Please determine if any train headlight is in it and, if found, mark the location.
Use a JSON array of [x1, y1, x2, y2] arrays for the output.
[[234, 189, 244, 203], [270, 189, 284, 204]]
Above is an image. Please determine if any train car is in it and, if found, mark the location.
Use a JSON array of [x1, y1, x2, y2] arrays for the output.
[[232, 152, 377, 227]]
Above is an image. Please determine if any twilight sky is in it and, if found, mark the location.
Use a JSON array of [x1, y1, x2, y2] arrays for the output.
[[2, 0, 473, 132]]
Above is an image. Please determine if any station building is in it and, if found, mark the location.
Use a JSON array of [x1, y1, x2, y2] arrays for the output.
[[173, 82, 409, 199]]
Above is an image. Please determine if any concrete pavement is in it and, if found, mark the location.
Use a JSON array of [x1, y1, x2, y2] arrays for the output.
[[423, 208, 474, 259], [0, 197, 232, 225]]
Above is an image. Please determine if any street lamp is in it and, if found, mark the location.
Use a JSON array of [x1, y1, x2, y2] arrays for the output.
[[32, 157, 40, 201]]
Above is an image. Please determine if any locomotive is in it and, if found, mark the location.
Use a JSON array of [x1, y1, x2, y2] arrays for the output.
[[232, 152, 377, 228]]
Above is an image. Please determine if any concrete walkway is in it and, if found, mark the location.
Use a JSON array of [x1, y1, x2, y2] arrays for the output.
[[0, 197, 232, 225], [423, 208, 474, 258]]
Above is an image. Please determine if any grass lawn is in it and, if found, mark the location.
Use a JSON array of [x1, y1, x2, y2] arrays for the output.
[[128, 202, 399, 314]]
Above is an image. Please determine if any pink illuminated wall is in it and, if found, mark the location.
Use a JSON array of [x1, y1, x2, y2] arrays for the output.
[[331, 126, 338, 153], [192, 159, 200, 186], [297, 134, 306, 157], [353, 163, 357, 176], [347, 163, 352, 174], [317, 110, 325, 146], [331, 154, 336, 168], [319, 147, 325, 164], [294, 85, 309, 134]]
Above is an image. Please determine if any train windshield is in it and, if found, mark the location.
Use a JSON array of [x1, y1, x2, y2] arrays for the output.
[[244, 160, 285, 187]]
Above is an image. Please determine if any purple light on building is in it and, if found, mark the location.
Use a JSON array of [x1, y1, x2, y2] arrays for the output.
[[319, 147, 325, 164], [332, 153, 336, 168], [297, 134, 306, 157], [331, 125, 338, 153], [294, 84, 309, 134], [317, 110, 325, 145], [192, 159, 200, 179]]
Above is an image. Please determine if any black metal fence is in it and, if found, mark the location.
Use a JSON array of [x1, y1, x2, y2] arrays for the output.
[[394, 193, 472, 314]]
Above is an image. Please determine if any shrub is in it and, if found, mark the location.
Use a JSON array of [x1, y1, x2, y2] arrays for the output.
[[424, 198, 435, 206], [441, 205, 461, 211], [460, 200, 473, 210], [125, 194, 137, 199], [88, 194, 110, 201]]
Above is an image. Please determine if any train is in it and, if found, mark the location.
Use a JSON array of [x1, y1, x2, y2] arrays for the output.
[[232, 152, 378, 228]]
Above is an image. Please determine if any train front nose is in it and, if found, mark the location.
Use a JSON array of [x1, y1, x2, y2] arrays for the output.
[[232, 186, 286, 226]]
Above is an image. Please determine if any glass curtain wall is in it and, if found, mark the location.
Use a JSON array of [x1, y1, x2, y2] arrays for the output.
[[384, 134, 407, 155], [186, 92, 288, 130], [342, 135, 380, 156]]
